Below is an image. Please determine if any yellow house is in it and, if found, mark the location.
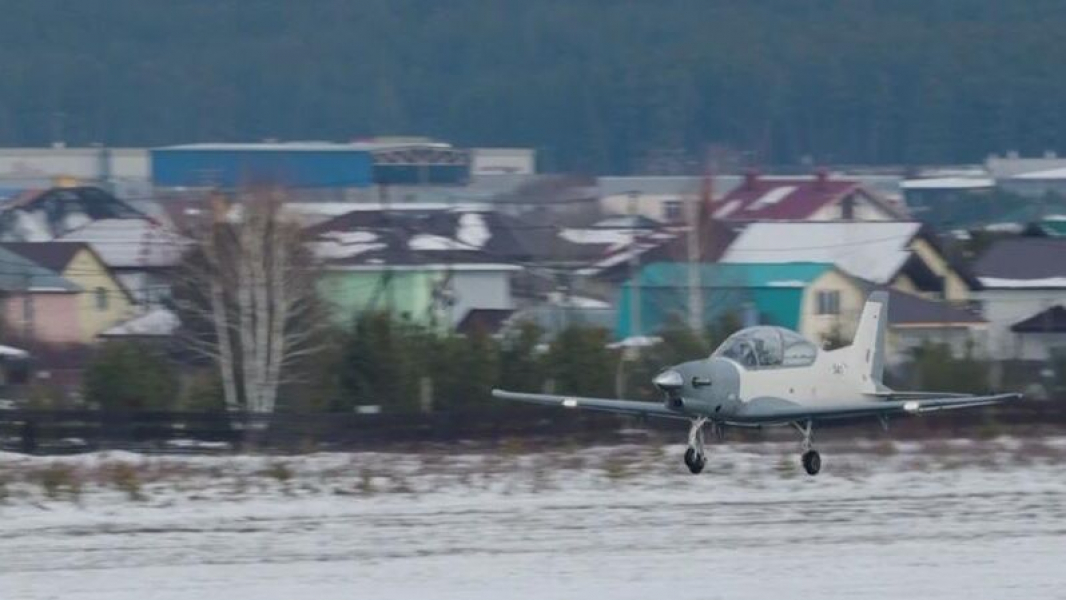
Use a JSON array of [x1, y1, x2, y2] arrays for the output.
[[721, 221, 978, 305], [621, 262, 985, 367], [1, 242, 137, 343]]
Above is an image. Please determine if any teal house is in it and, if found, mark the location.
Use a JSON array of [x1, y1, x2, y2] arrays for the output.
[[617, 262, 868, 343]]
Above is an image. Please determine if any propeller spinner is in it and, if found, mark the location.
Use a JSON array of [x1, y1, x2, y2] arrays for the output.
[[653, 369, 684, 392]]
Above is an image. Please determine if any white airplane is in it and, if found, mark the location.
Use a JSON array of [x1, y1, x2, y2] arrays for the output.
[[493, 292, 1021, 475]]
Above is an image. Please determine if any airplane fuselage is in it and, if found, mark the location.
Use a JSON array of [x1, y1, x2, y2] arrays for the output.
[[662, 347, 883, 424]]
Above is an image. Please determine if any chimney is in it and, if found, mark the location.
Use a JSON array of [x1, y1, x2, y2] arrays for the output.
[[743, 169, 758, 190], [814, 168, 829, 188]]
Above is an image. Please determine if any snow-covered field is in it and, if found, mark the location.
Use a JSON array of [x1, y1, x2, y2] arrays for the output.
[[2, 437, 1065, 600]]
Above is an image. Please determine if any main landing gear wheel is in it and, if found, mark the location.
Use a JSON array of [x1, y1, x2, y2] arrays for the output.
[[793, 420, 821, 476], [684, 447, 706, 474], [801, 450, 821, 476]]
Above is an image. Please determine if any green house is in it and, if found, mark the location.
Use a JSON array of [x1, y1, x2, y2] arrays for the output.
[[616, 262, 865, 341], [318, 265, 519, 328]]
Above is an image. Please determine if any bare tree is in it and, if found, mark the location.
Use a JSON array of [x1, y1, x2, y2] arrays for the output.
[[173, 188, 325, 420]]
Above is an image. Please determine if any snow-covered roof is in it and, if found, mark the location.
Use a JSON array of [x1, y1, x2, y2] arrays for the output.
[[58, 219, 186, 269], [607, 335, 663, 349], [1010, 167, 1066, 180], [721, 221, 921, 284], [979, 277, 1066, 289], [311, 231, 388, 260], [571, 230, 677, 277], [284, 202, 493, 217], [901, 177, 995, 190], [560, 228, 634, 250], [307, 208, 518, 270], [0, 344, 28, 358], [545, 293, 613, 309], [100, 309, 180, 337], [713, 174, 906, 220]]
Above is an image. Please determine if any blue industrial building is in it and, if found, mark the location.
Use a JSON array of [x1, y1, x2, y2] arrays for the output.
[[151, 141, 470, 189]]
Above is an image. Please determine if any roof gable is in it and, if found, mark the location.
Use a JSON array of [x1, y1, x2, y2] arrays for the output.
[[717, 175, 860, 220], [0, 187, 146, 241], [57, 218, 184, 268], [721, 221, 921, 284], [0, 242, 86, 272], [0, 247, 80, 292], [1011, 305, 1066, 333]]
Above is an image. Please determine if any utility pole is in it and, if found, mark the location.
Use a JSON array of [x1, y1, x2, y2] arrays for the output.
[[21, 270, 33, 343], [627, 191, 641, 343], [687, 170, 712, 332], [380, 182, 395, 316]]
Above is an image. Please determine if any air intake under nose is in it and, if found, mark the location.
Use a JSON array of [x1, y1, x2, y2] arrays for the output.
[[653, 369, 684, 391]]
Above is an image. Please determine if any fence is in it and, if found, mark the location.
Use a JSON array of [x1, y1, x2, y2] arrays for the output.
[[1, 401, 1064, 455]]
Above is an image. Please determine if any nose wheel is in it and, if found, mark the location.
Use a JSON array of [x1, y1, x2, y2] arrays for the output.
[[793, 420, 822, 476], [683, 447, 706, 474], [683, 417, 709, 474], [801, 449, 821, 475]]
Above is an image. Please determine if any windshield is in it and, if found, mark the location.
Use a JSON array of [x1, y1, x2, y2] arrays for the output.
[[713, 326, 818, 369]]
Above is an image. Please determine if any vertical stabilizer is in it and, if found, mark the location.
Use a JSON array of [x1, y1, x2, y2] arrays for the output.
[[850, 291, 888, 392]]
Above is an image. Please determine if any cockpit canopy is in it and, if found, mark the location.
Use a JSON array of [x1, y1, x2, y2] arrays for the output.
[[712, 326, 819, 369]]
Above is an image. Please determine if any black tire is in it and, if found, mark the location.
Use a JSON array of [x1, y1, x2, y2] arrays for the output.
[[684, 448, 705, 474], [801, 450, 821, 476], [687, 457, 705, 474]]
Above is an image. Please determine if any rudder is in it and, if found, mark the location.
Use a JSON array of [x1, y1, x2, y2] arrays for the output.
[[849, 291, 888, 392]]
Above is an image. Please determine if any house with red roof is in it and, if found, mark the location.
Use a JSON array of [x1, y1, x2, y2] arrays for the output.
[[712, 171, 907, 222]]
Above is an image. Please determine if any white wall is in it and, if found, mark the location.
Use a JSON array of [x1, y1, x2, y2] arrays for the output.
[[887, 327, 988, 365], [599, 192, 696, 223], [449, 270, 513, 325], [471, 148, 536, 175], [0, 148, 149, 182], [1012, 332, 1066, 361], [115, 270, 172, 308], [975, 289, 1066, 360]]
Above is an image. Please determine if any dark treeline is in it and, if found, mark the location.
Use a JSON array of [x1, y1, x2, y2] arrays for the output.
[[3, 0, 1066, 172], [68, 312, 1012, 416]]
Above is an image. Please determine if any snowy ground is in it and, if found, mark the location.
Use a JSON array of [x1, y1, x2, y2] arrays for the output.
[[2, 437, 1065, 600]]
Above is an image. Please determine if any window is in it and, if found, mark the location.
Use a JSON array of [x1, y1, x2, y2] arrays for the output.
[[663, 200, 684, 223], [816, 290, 840, 315], [95, 287, 108, 311]]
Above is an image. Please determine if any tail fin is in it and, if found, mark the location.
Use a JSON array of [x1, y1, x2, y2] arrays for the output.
[[849, 291, 888, 392]]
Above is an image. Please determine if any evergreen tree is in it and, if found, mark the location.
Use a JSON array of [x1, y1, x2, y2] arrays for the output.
[[83, 341, 179, 411], [2, 0, 1065, 171]]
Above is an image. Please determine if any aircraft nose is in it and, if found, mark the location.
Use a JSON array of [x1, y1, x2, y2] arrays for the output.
[[653, 369, 684, 391]]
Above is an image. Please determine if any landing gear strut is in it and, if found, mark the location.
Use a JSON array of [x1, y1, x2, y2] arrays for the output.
[[793, 420, 821, 476], [684, 417, 708, 474]]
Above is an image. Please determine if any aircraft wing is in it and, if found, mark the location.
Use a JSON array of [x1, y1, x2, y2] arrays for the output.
[[730, 393, 1022, 425], [491, 389, 685, 420]]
